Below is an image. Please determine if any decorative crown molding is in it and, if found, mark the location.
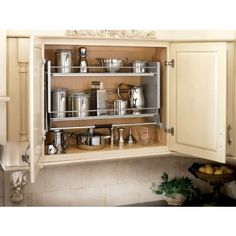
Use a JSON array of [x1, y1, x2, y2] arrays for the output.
[[66, 30, 156, 40]]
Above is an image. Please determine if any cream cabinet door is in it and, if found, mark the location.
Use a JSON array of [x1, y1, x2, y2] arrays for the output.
[[29, 36, 44, 182], [169, 43, 227, 163]]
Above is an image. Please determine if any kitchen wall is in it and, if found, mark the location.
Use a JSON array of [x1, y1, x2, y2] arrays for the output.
[[2, 155, 217, 206]]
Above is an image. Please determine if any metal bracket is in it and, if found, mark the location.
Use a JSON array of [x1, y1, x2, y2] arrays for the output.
[[21, 144, 30, 166], [227, 124, 232, 146], [165, 127, 174, 136], [165, 59, 174, 68]]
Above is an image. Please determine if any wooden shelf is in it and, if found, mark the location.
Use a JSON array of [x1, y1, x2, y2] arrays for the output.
[[42, 143, 170, 167]]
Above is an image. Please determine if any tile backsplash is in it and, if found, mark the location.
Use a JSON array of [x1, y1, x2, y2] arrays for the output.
[[2, 155, 232, 206]]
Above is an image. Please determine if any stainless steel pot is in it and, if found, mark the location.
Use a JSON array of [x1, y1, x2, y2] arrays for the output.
[[76, 128, 110, 150]]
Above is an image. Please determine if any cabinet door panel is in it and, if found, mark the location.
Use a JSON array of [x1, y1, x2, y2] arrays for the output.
[[29, 36, 44, 182], [170, 43, 227, 162]]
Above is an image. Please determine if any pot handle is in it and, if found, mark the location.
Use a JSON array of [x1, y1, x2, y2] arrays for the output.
[[95, 124, 112, 129], [117, 83, 132, 99]]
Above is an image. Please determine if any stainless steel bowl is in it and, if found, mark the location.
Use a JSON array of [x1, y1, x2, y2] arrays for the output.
[[97, 58, 124, 73]]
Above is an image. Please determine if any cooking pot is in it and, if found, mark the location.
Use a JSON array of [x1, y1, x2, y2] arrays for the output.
[[76, 127, 110, 150]]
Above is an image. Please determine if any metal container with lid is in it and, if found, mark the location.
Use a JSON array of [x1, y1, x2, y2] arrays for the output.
[[51, 88, 68, 118], [131, 60, 147, 73], [76, 128, 110, 150], [56, 49, 73, 73], [71, 92, 90, 117]]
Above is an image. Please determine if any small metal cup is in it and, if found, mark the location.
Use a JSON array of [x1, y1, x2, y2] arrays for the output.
[[114, 100, 127, 115]]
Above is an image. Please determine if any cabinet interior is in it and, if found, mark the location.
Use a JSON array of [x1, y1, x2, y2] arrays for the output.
[[43, 44, 168, 159]]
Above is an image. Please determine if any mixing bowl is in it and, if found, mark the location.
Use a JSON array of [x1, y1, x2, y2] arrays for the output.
[[97, 58, 124, 72]]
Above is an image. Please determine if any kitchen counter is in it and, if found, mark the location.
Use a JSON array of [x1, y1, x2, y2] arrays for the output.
[[122, 194, 236, 207]]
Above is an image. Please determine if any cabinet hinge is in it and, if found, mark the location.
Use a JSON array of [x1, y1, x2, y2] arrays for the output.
[[21, 143, 30, 166], [42, 58, 46, 65], [227, 124, 232, 146], [165, 59, 174, 68], [165, 127, 174, 136]]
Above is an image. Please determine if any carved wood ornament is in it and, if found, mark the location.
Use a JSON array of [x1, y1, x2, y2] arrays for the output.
[[66, 30, 157, 40]]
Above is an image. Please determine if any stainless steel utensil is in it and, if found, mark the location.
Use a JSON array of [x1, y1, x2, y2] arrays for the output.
[[117, 127, 125, 146], [114, 99, 127, 115], [131, 60, 147, 73], [97, 58, 126, 72], [126, 128, 136, 144], [76, 128, 110, 150], [46, 129, 68, 153], [118, 83, 145, 114], [78, 47, 88, 73]]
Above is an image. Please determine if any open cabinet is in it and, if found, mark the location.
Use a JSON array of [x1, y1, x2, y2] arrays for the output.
[[23, 38, 234, 182]]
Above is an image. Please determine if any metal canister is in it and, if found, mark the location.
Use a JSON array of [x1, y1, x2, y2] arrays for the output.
[[114, 99, 127, 115], [71, 92, 90, 117], [51, 88, 68, 118], [131, 61, 147, 73], [56, 49, 73, 73]]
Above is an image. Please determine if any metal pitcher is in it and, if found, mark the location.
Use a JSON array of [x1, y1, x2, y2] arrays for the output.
[[118, 83, 145, 114], [46, 129, 68, 154]]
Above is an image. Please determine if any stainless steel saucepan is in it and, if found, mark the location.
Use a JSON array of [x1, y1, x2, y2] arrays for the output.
[[76, 125, 111, 150]]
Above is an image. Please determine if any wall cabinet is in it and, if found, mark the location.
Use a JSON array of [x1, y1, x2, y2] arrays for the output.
[[3, 34, 235, 183]]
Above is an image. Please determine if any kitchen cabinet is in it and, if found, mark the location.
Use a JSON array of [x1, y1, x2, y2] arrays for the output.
[[4, 34, 235, 183]]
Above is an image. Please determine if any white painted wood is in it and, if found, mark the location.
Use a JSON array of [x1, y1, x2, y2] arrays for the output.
[[0, 97, 10, 102], [41, 145, 170, 167], [6, 30, 236, 41], [29, 36, 44, 183], [0, 30, 7, 145], [169, 43, 227, 163]]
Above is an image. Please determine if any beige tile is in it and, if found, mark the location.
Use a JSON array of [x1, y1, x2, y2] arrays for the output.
[[105, 183, 140, 206], [149, 156, 182, 181], [68, 187, 106, 206], [138, 181, 164, 203], [82, 161, 117, 188], [44, 164, 83, 192], [117, 159, 150, 184], [30, 190, 68, 206], [25, 169, 45, 194]]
